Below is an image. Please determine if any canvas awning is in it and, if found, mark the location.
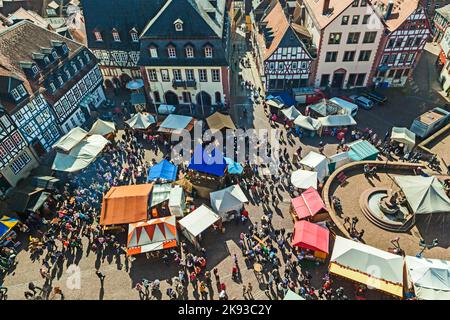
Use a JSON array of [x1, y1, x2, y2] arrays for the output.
[[125, 113, 156, 129], [158, 104, 176, 115], [283, 289, 305, 300], [290, 170, 318, 189], [206, 112, 236, 133], [394, 175, 450, 215], [100, 184, 153, 225], [328, 151, 351, 173], [210, 184, 249, 214], [318, 115, 357, 127], [178, 205, 220, 237], [158, 114, 193, 132], [329, 236, 404, 298], [292, 220, 329, 254], [405, 256, 450, 300], [391, 127, 416, 152], [88, 119, 116, 136], [52, 127, 88, 152], [266, 98, 284, 109], [52, 134, 110, 172], [127, 216, 178, 256], [281, 106, 301, 121], [147, 159, 178, 182], [150, 183, 172, 207], [0, 216, 18, 240], [294, 115, 321, 131], [347, 140, 379, 161], [299, 151, 329, 183], [291, 187, 326, 220], [224, 157, 244, 175], [188, 145, 227, 177], [130, 92, 146, 105]]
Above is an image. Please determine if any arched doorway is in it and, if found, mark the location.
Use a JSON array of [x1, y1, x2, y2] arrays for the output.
[[332, 69, 346, 89], [112, 77, 121, 88], [104, 79, 114, 89], [215, 91, 221, 104], [164, 91, 179, 105], [196, 91, 212, 106]]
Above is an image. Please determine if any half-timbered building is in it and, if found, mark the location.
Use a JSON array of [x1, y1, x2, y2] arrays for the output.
[[371, 0, 431, 88], [81, 0, 167, 88], [254, 0, 315, 91]]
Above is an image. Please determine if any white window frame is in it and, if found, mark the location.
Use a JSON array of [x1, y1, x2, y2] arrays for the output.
[[112, 31, 121, 42], [17, 85, 27, 97], [186, 46, 194, 58], [167, 46, 176, 58], [149, 47, 158, 58], [204, 46, 213, 58], [211, 69, 220, 82], [199, 69, 207, 82], [131, 32, 139, 42], [94, 31, 103, 41]]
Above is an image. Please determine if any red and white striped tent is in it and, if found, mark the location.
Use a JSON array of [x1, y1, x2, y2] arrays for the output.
[[127, 216, 178, 256]]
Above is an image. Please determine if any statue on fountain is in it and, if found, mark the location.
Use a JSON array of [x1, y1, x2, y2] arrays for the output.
[[379, 190, 401, 215]]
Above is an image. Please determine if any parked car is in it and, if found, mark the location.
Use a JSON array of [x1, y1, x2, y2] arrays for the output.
[[410, 107, 450, 139], [349, 95, 374, 110], [338, 95, 355, 103], [362, 91, 387, 104]]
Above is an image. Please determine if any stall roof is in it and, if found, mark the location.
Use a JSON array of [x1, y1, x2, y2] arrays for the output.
[[268, 92, 296, 106], [52, 135, 110, 172], [294, 115, 321, 131], [347, 140, 379, 161], [188, 145, 227, 177], [405, 256, 450, 300], [299, 151, 329, 183], [147, 159, 178, 182], [169, 185, 184, 207], [127, 216, 178, 256], [391, 127, 416, 150], [210, 184, 249, 213], [88, 119, 116, 136], [125, 113, 156, 129], [292, 220, 329, 254], [158, 104, 176, 115], [394, 175, 450, 215], [150, 183, 172, 207], [281, 106, 301, 121], [330, 236, 404, 297], [284, 289, 305, 300], [290, 169, 318, 189], [52, 127, 88, 152], [206, 112, 236, 133], [291, 187, 326, 220], [178, 205, 220, 237], [318, 115, 357, 127], [130, 92, 146, 105], [0, 216, 18, 240], [159, 114, 193, 130], [224, 157, 244, 175], [100, 184, 153, 226]]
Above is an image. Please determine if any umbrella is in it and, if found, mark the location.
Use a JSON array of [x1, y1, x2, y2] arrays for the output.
[[0, 216, 18, 240], [290, 170, 318, 189], [224, 157, 244, 175], [126, 79, 144, 90]]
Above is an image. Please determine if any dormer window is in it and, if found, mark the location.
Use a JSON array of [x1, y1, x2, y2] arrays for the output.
[[52, 51, 58, 60], [167, 46, 176, 58], [44, 56, 50, 65], [11, 89, 21, 101], [17, 84, 27, 97], [32, 65, 39, 74], [78, 56, 84, 67], [204, 46, 213, 58], [65, 69, 71, 79], [149, 46, 158, 58], [71, 62, 78, 73], [131, 32, 139, 42], [94, 31, 103, 41], [58, 76, 64, 86], [112, 30, 121, 42], [84, 51, 91, 62], [185, 46, 194, 58], [49, 82, 56, 92], [174, 19, 183, 32], [62, 43, 68, 53]]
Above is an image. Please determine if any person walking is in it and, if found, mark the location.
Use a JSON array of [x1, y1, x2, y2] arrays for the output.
[[242, 284, 247, 299], [247, 282, 253, 299]]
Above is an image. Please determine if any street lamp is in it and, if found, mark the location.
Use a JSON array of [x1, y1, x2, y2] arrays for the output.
[[416, 238, 438, 258]]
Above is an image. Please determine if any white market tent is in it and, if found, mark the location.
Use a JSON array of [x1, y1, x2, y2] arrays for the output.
[[281, 106, 301, 121], [391, 127, 416, 152], [394, 175, 450, 215], [125, 113, 156, 129], [168, 185, 186, 217], [299, 151, 329, 183], [88, 119, 116, 136], [210, 184, 249, 220], [53, 127, 88, 152], [52, 135, 110, 172], [318, 115, 357, 127], [290, 169, 318, 189], [283, 289, 305, 300], [159, 114, 193, 131], [178, 204, 220, 249], [328, 151, 352, 173], [330, 236, 404, 298], [294, 115, 321, 131], [266, 98, 284, 109], [405, 256, 450, 300]]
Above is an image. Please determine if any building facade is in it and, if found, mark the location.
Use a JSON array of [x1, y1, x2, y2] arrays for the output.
[[432, 3, 450, 41], [81, 0, 167, 88], [372, 0, 431, 88], [253, 0, 315, 91], [301, 0, 384, 89], [438, 26, 450, 93], [139, 0, 231, 114]]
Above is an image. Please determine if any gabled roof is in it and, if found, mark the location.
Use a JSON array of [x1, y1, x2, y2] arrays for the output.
[[303, 0, 354, 30], [436, 3, 450, 21], [140, 0, 226, 39], [372, 0, 421, 31], [7, 7, 50, 30]]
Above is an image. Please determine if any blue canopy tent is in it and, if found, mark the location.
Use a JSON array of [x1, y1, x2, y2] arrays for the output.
[[224, 157, 244, 175], [147, 159, 178, 182], [268, 92, 296, 107], [0, 216, 18, 240], [188, 145, 227, 177]]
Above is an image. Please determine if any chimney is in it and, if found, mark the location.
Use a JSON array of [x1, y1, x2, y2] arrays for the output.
[[384, 0, 394, 20], [323, 0, 331, 15], [301, 4, 306, 25]]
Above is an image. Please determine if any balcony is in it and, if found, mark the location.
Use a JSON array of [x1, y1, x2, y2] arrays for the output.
[[172, 79, 197, 89]]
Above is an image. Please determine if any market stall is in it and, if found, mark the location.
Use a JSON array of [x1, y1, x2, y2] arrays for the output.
[[329, 236, 404, 298], [158, 104, 176, 115], [126, 215, 178, 256], [52, 127, 88, 152], [206, 112, 236, 134], [391, 127, 416, 153], [158, 114, 194, 135], [100, 184, 153, 226], [149, 183, 172, 218], [125, 113, 156, 130], [283, 289, 305, 300], [224, 157, 244, 175], [210, 184, 248, 221], [291, 220, 330, 262], [88, 119, 116, 137], [328, 151, 351, 173], [266, 98, 285, 116], [299, 151, 329, 183], [290, 169, 318, 190], [147, 159, 178, 182], [0, 216, 18, 241], [188, 145, 227, 177], [290, 187, 327, 222], [130, 92, 147, 112], [178, 204, 221, 250], [405, 255, 450, 300], [280, 106, 301, 121], [168, 185, 186, 217], [347, 140, 379, 161]]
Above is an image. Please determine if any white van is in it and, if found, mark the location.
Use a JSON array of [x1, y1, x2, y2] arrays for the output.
[[329, 97, 358, 117]]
